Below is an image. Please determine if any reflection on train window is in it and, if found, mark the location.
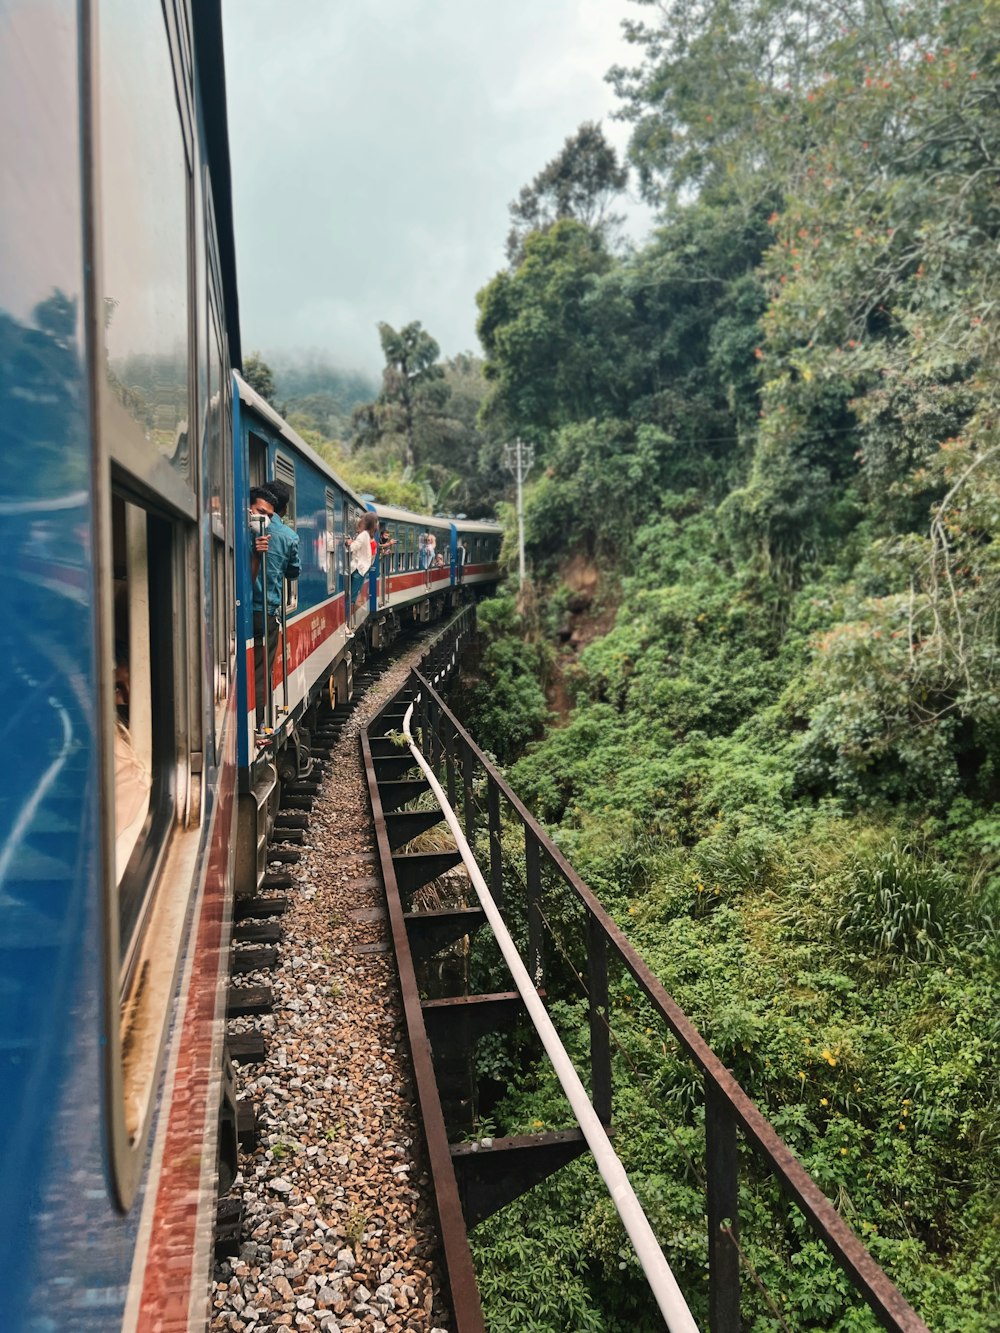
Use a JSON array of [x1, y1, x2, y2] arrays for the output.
[[98, 0, 190, 481]]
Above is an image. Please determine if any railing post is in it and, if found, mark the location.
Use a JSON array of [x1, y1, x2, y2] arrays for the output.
[[586, 914, 612, 1127], [429, 697, 441, 778], [445, 719, 457, 808], [487, 780, 504, 912], [705, 1078, 741, 1333], [524, 830, 544, 988], [462, 737, 476, 845]]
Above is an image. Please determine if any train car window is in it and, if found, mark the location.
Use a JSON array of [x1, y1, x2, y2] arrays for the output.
[[324, 489, 337, 594], [249, 431, 268, 490], [110, 487, 196, 1138], [273, 454, 298, 613], [97, 0, 191, 496], [112, 496, 153, 891]]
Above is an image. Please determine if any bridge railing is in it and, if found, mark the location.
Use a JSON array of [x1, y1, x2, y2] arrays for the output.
[[403, 655, 930, 1333]]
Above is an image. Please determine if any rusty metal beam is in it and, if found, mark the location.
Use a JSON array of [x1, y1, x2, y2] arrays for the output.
[[385, 808, 446, 851], [376, 778, 430, 812], [403, 907, 486, 963], [421, 990, 539, 1047], [362, 732, 485, 1331], [450, 1130, 587, 1228], [391, 849, 463, 897], [373, 754, 421, 782]]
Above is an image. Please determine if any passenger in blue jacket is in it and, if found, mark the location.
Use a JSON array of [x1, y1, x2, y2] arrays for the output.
[[250, 482, 299, 726]]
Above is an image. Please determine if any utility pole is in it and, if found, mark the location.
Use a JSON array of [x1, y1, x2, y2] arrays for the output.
[[502, 438, 534, 588]]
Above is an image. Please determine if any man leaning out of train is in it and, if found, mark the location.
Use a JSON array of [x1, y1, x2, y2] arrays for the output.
[[251, 483, 300, 725]]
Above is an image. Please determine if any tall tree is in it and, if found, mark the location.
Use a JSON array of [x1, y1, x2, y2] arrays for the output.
[[506, 121, 628, 264], [478, 220, 620, 440], [243, 351, 276, 404], [376, 320, 445, 468]]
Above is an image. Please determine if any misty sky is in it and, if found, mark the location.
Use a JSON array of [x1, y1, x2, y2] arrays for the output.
[[222, 0, 651, 376]]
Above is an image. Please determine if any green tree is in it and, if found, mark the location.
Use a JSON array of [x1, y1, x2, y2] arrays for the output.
[[506, 120, 628, 264], [373, 320, 445, 468], [477, 220, 620, 439], [243, 351, 276, 404]]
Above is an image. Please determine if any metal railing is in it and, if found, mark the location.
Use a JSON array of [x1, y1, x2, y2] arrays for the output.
[[396, 656, 930, 1333]]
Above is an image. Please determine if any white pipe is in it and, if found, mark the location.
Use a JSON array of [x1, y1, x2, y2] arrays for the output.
[[402, 702, 700, 1333]]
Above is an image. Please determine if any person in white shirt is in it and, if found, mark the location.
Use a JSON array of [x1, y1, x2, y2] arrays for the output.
[[345, 514, 378, 633]]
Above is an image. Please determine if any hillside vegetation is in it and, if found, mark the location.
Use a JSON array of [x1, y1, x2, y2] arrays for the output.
[[457, 1, 1000, 1328]]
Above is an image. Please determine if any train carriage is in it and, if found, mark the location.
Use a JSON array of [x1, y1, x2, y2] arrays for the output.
[[369, 504, 504, 622], [1, 3, 501, 1328], [2, 1, 244, 1329]]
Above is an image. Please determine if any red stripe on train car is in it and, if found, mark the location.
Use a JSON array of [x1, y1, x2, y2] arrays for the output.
[[246, 596, 345, 707], [136, 691, 238, 1331]]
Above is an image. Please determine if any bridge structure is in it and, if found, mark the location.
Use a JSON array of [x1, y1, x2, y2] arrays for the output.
[[360, 607, 931, 1333]]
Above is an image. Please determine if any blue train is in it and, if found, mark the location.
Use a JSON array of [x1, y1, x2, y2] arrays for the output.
[[0, 4, 501, 1330]]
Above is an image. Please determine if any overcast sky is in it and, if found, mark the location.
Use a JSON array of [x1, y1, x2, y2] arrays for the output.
[[222, 0, 651, 376]]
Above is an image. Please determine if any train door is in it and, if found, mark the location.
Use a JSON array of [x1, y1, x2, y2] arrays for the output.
[[324, 487, 340, 600], [273, 452, 297, 614]]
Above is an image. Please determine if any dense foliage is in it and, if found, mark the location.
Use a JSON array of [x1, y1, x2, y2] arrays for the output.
[[459, 1, 1000, 1327]]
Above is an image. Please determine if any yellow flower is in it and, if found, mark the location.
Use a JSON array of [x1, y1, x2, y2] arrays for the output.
[[798, 1071, 806, 1081], [532, 1120, 544, 1129], [822, 1049, 838, 1066], [840, 1148, 848, 1156], [819, 1098, 829, 1107], [898, 1122, 906, 1131]]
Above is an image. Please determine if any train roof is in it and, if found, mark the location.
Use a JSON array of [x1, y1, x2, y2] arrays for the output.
[[233, 372, 367, 507], [234, 375, 503, 535], [373, 501, 502, 533]]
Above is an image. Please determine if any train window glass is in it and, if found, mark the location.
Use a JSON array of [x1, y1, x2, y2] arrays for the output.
[[324, 489, 337, 594], [97, 0, 191, 486], [248, 431, 267, 490], [112, 496, 152, 891], [273, 454, 298, 613], [112, 492, 185, 972], [109, 480, 201, 1203]]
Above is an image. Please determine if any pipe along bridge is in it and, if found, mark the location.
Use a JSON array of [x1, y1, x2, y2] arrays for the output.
[[361, 607, 930, 1333]]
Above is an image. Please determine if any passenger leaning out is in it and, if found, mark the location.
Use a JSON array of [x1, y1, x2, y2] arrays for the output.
[[419, 531, 436, 570], [344, 513, 378, 637]]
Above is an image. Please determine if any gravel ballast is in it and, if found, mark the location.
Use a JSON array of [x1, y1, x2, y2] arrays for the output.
[[213, 645, 451, 1333]]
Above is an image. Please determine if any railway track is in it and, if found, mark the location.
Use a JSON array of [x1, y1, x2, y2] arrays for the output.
[[213, 631, 455, 1333]]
